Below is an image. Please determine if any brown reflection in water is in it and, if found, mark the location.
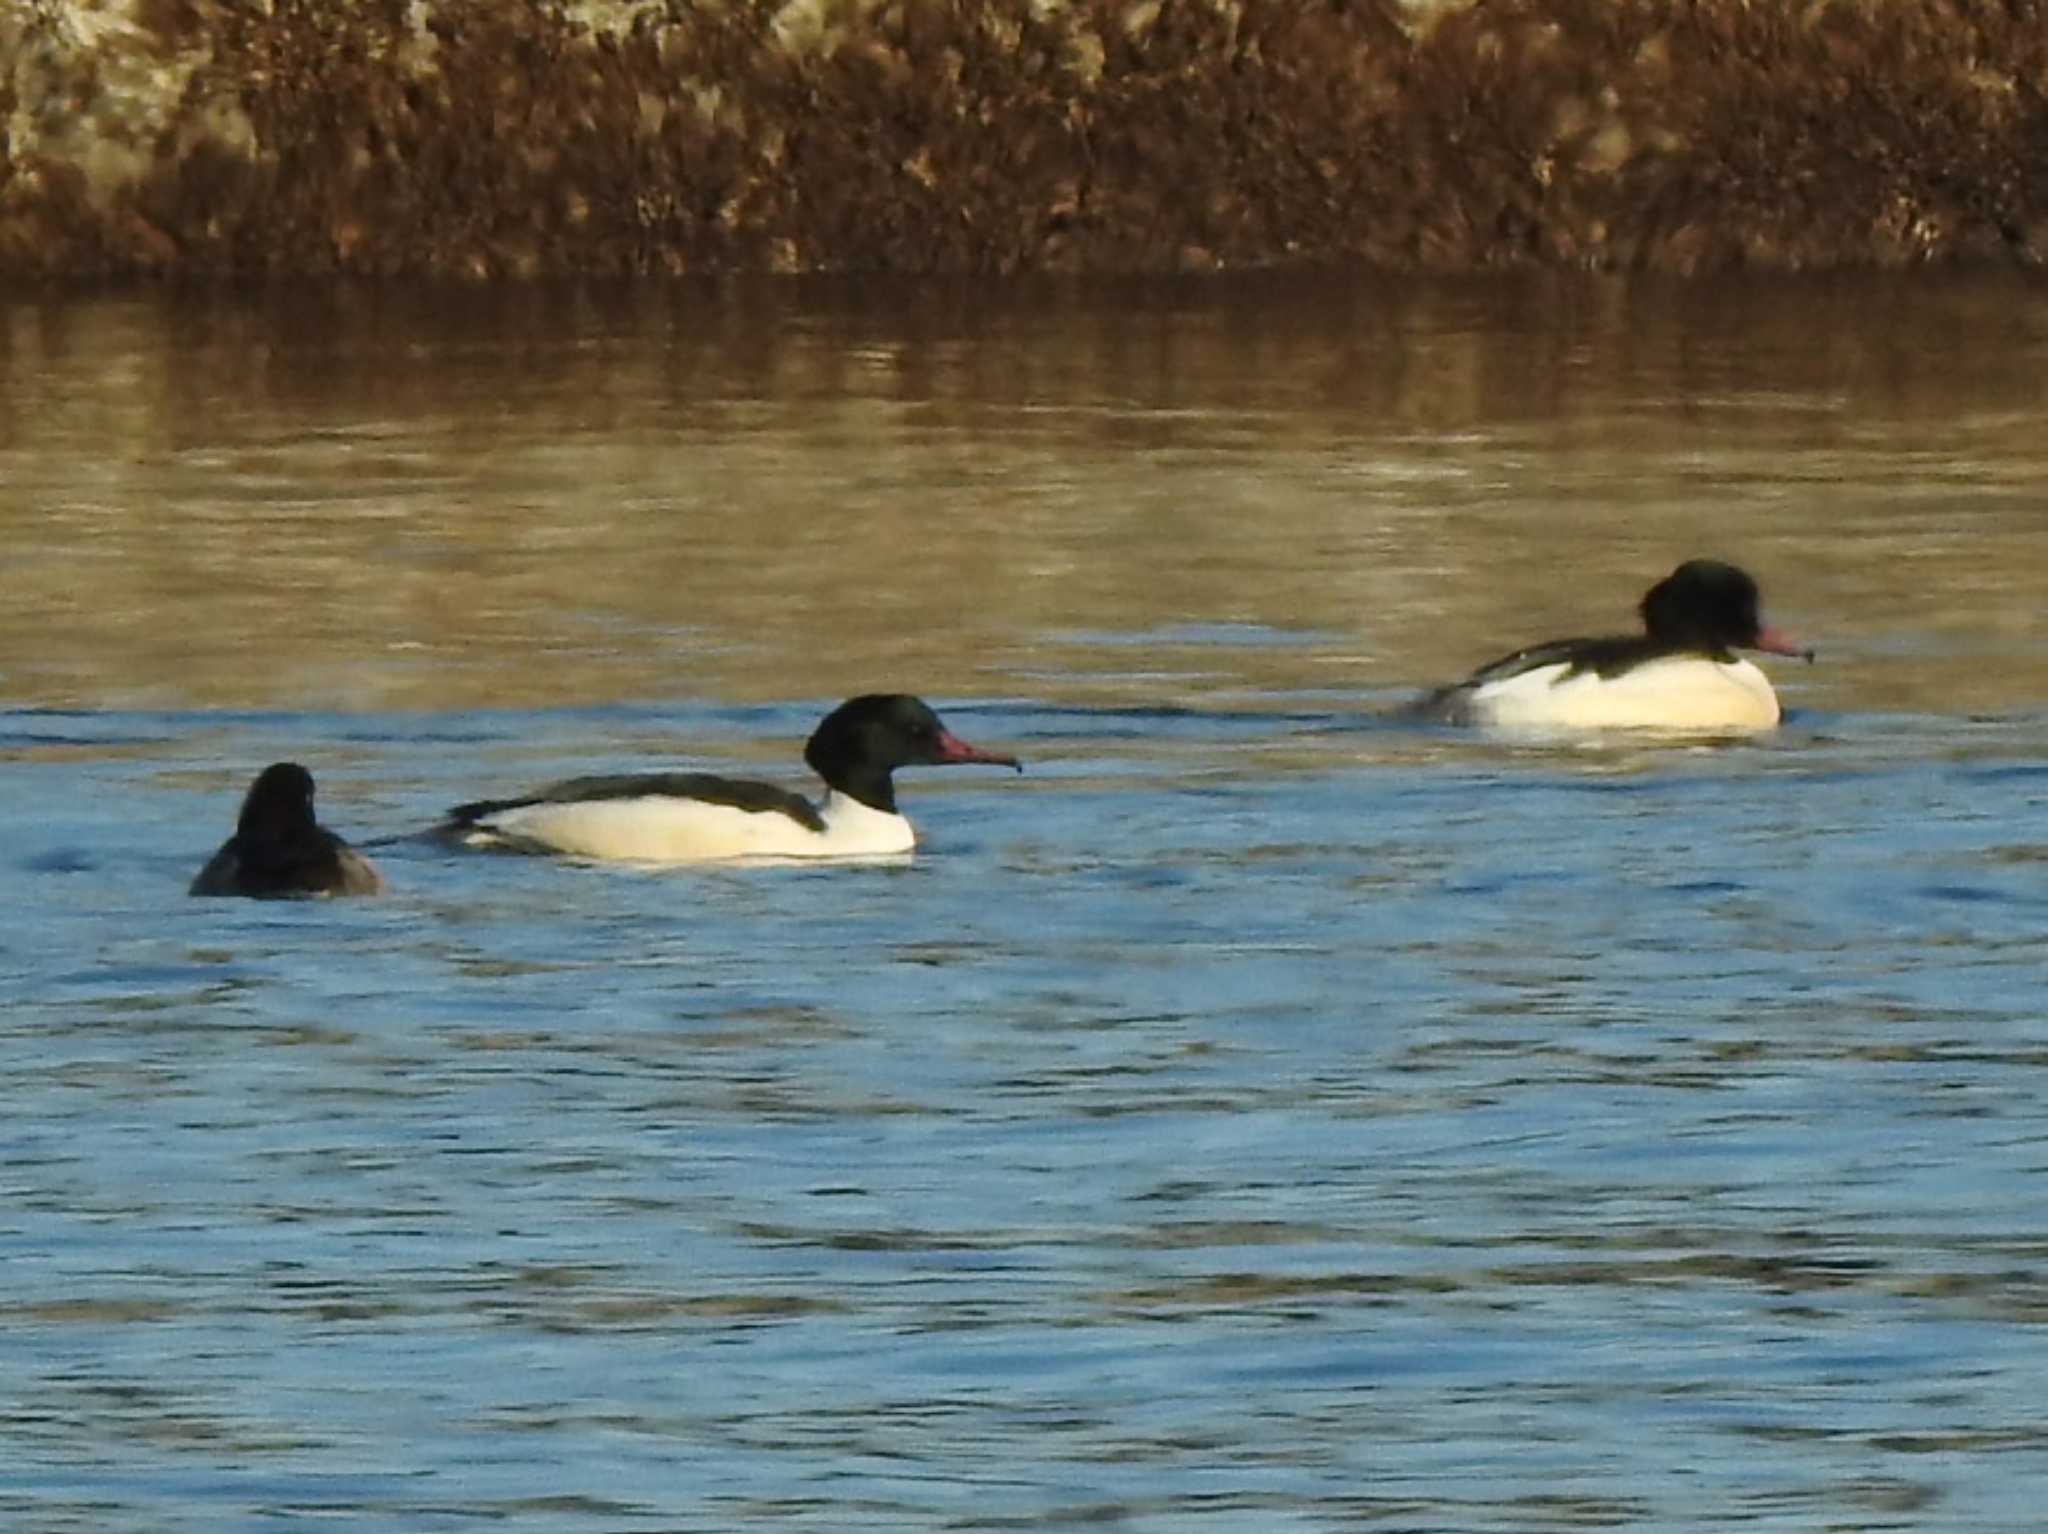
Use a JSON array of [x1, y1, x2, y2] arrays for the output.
[[2, 276, 2044, 715]]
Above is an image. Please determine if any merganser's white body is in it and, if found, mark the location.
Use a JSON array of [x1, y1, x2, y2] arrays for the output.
[[459, 787, 914, 862], [1462, 654, 1782, 734]]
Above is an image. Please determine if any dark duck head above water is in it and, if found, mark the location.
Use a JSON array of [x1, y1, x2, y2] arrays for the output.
[[442, 693, 1022, 863], [801, 693, 1022, 813], [190, 762, 387, 897], [1635, 559, 1813, 662], [1419, 559, 1814, 733]]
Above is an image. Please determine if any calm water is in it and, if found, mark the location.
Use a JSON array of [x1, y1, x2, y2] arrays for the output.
[[4, 275, 2048, 1531]]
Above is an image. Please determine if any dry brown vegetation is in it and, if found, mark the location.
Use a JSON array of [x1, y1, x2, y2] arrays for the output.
[[4, 0, 2047, 280]]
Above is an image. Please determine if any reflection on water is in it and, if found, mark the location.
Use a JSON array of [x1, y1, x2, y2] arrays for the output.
[[5, 275, 2048, 713], [4, 275, 2048, 1530]]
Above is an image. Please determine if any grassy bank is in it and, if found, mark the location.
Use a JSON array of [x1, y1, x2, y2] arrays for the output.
[[4, 0, 2046, 280]]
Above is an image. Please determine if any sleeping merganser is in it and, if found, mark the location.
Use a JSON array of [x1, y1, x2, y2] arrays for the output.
[[1417, 560, 1815, 733], [441, 694, 1021, 863], [191, 762, 387, 897]]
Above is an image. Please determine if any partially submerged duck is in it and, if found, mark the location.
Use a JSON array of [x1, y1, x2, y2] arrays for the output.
[[191, 762, 387, 897], [1417, 560, 1814, 733], [440, 694, 1021, 862]]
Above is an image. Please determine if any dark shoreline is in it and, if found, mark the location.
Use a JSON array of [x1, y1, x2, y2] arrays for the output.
[[5, 0, 2047, 283]]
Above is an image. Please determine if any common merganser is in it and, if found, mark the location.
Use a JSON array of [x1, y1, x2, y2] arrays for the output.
[[441, 694, 1021, 862], [190, 762, 387, 897], [1417, 560, 1814, 733]]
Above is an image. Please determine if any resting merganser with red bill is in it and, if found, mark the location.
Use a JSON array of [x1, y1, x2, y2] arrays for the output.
[[191, 762, 387, 897], [441, 694, 1021, 862], [1417, 560, 1815, 733]]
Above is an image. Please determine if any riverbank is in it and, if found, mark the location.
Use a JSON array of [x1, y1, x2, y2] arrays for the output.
[[5, 0, 2046, 281]]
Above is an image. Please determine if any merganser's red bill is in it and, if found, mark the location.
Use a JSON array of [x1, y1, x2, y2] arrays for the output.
[[934, 731, 1023, 771], [1753, 624, 1815, 662]]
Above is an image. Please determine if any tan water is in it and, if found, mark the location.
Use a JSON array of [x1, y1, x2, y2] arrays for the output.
[[6, 276, 2044, 718]]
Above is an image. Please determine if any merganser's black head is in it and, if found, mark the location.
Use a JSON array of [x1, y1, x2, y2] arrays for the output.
[[803, 694, 1021, 813], [1640, 560, 1813, 661]]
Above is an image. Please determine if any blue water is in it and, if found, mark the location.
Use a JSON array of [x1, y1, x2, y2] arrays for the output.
[[6, 277, 2048, 1530], [6, 694, 2048, 1531]]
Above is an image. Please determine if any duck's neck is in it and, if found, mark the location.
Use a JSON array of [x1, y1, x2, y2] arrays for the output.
[[823, 764, 897, 815], [815, 789, 917, 855]]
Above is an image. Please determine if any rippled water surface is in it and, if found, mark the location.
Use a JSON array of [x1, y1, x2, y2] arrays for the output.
[[4, 275, 2048, 1531]]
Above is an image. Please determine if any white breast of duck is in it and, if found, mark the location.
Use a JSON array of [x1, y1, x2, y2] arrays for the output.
[[458, 784, 912, 863], [1464, 653, 1781, 733]]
